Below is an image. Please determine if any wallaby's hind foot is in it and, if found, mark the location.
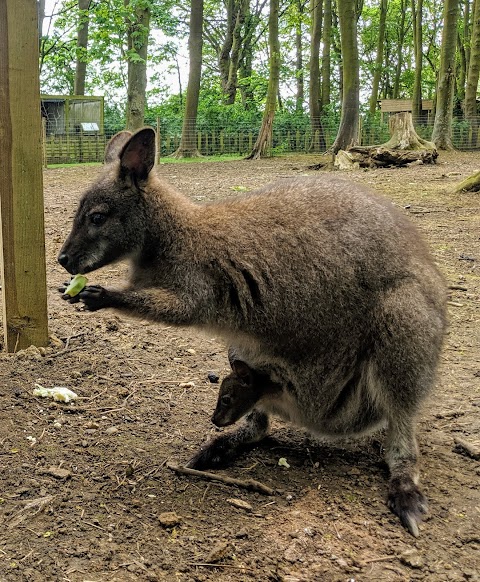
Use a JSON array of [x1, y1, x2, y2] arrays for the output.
[[388, 476, 428, 537], [384, 415, 427, 536], [186, 410, 269, 470]]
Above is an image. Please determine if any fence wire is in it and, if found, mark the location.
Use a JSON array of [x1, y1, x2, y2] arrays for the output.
[[42, 115, 480, 165]]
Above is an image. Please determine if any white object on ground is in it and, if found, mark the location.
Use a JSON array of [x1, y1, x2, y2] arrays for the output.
[[33, 384, 78, 403]]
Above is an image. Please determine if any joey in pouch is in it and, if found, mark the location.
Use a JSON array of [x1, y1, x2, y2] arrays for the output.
[[58, 127, 447, 536]]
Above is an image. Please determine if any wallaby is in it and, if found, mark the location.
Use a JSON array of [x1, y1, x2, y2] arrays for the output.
[[58, 127, 447, 537], [212, 360, 282, 427]]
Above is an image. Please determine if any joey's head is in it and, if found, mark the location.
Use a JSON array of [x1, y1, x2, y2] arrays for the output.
[[58, 128, 156, 274], [211, 361, 261, 427]]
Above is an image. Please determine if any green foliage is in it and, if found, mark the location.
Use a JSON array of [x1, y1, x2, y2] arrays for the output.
[[39, 0, 465, 155]]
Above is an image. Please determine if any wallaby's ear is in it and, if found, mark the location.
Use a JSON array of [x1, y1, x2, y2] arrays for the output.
[[119, 127, 156, 182], [104, 131, 133, 164], [231, 360, 253, 385]]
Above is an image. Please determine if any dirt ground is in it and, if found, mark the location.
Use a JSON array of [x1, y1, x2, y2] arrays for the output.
[[0, 152, 479, 582]]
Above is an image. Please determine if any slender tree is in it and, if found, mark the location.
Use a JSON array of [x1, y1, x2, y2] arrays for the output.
[[393, 0, 407, 99], [369, 0, 387, 115], [74, 0, 92, 95], [225, 0, 248, 104], [246, 0, 280, 158], [432, 0, 460, 149], [309, 0, 323, 150], [174, 0, 204, 157], [332, 0, 360, 153], [457, 0, 471, 103], [124, 0, 150, 131], [411, 0, 423, 118], [37, 0, 46, 50], [320, 0, 332, 112], [465, 0, 480, 120], [294, 0, 306, 112]]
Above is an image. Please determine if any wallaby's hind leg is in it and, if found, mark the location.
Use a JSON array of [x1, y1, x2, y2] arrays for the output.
[[186, 410, 269, 470], [374, 283, 445, 536], [385, 415, 427, 537]]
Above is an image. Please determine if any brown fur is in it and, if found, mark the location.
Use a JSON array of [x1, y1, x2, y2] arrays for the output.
[[212, 360, 282, 427], [59, 128, 447, 536]]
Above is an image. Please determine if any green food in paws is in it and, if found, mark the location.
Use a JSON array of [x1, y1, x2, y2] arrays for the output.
[[64, 274, 88, 297]]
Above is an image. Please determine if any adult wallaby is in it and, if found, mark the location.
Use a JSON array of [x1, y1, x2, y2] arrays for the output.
[[212, 360, 282, 427], [58, 127, 447, 537]]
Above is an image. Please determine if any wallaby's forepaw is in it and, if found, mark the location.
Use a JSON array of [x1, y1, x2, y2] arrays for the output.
[[78, 285, 110, 311], [186, 436, 239, 470], [387, 477, 428, 537]]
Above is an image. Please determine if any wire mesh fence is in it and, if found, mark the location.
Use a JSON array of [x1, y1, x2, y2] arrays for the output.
[[42, 114, 480, 165]]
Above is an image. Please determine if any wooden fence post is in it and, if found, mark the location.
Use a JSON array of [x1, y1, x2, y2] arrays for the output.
[[0, 0, 49, 351], [156, 117, 161, 164]]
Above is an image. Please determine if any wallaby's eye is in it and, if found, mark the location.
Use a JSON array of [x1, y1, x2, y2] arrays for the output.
[[221, 395, 232, 407], [90, 213, 107, 226]]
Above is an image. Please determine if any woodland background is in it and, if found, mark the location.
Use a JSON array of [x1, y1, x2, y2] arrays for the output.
[[37, 0, 480, 158]]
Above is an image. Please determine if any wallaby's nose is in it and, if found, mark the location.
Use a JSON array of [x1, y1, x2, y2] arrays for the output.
[[58, 253, 69, 268]]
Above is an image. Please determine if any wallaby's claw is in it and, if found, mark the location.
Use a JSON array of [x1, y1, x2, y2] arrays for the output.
[[78, 285, 109, 311], [387, 477, 428, 537], [186, 437, 238, 470], [59, 282, 81, 304]]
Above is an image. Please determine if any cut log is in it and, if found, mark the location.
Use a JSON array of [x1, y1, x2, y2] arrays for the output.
[[334, 112, 438, 169]]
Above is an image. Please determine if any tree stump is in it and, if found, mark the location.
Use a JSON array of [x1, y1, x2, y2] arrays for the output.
[[335, 112, 438, 169]]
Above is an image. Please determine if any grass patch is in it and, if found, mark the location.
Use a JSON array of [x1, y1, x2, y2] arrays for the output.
[[45, 154, 245, 169], [158, 154, 245, 164], [46, 162, 102, 169]]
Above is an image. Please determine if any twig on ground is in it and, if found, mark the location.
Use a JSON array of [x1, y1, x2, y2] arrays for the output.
[[187, 563, 250, 570], [454, 437, 480, 460], [8, 495, 55, 528], [166, 462, 275, 496], [362, 555, 395, 565], [46, 345, 84, 359]]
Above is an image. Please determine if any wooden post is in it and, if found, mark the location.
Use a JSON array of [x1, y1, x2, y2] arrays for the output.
[[0, 0, 49, 351], [156, 117, 161, 164], [42, 117, 48, 168]]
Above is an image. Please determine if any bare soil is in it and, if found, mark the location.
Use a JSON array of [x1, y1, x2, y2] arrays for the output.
[[0, 153, 479, 582]]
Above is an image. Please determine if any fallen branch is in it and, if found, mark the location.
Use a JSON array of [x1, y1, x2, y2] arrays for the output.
[[187, 563, 251, 570], [8, 495, 56, 528], [454, 437, 480, 460], [166, 462, 275, 496]]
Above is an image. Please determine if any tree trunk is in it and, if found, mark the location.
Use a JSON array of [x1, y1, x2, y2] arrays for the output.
[[174, 0, 204, 157], [320, 0, 332, 112], [37, 0, 45, 50], [457, 0, 471, 104], [411, 0, 423, 119], [124, 0, 150, 131], [246, 0, 280, 159], [309, 0, 324, 151], [295, 0, 305, 112], [432, 0, 460, 150], [332, 0, 360, 153], [369, 0, 387, 115], [74, 0, 91, 96], [335, 112, 438, 168], [219, 0, 236, 94], [238, 2, 258, 108], [465, 0, 480, 125], [393, 0, 406, 99], [225, 0, 248, 105]]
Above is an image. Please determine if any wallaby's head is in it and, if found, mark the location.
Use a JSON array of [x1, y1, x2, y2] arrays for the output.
[[58, 128, 156, 274], [212, 361, 261, 427]]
